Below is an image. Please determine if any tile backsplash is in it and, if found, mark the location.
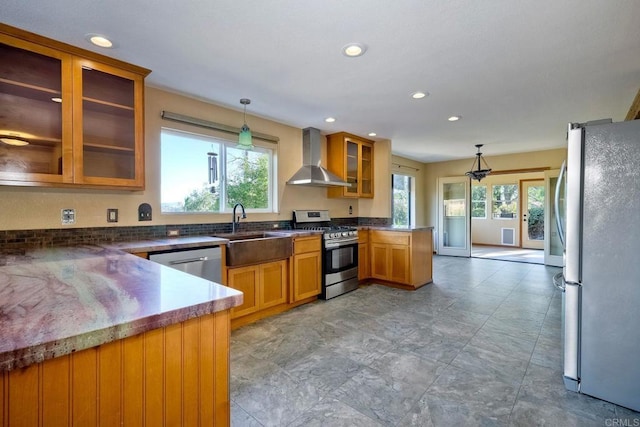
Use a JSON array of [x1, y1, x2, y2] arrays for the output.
[[0, 217, 391, 251]]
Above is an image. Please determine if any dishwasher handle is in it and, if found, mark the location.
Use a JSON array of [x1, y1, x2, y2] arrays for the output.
[[169, 256, 210, 265]]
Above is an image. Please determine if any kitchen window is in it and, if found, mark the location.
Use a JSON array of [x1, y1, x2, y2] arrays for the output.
[[492, 184, 518, 219], [160, 128, 276, 213], [392, 174, 414, 227], [471, 185, 487, 218]]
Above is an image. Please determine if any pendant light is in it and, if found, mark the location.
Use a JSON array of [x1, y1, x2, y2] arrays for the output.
[[465, 144, 492, 181], [237, 98, 253, 150]]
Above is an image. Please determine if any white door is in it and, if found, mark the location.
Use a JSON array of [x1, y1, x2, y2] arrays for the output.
[[438, 177, 471, 257], [521, 180, 545, 249], [544, 169, 563, 266]]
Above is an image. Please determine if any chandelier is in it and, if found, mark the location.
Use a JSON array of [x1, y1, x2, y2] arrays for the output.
[[465, 144, 492, 181]]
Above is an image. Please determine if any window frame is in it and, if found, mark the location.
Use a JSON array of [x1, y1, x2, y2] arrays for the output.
[[491, 183, 519, 219], [160, 127, 277, 214], [391, 173, 414, 227]]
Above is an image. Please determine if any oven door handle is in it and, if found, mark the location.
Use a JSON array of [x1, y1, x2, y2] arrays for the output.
[[325, 238, 359, 248]]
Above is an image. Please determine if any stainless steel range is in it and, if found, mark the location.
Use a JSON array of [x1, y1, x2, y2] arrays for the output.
[[293, 210, 359, 299]]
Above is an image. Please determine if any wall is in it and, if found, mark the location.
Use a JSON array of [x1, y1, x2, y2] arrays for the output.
[[423, 148, 566, 246], [0, 87, 392, 231]]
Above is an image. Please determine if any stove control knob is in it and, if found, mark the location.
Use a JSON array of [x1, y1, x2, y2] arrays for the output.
[[341, 232, 347, 237], [349, 231, 357, 237], [329, 233, 337, 239]]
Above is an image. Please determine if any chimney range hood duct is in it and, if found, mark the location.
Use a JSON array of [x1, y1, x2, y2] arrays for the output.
[[287, 127, 351, 187]]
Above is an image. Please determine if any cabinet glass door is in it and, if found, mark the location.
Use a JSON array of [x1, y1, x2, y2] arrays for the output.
[[0, 39, 71, 182], [345, 140, 358, 195], [78, 62, 137, 183], [360, 143, 373, 196]]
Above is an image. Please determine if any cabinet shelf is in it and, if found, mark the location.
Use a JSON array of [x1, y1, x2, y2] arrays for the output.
[[83, 96, 134, 112], [84, 142, 135, 153], [0, 77, 62, 102]]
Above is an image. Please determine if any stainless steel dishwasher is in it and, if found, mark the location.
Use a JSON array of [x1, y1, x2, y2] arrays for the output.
[[149, 246, 222, 283]]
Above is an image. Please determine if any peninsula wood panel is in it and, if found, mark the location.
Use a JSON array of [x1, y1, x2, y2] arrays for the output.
[[0, 310, 231, 426]]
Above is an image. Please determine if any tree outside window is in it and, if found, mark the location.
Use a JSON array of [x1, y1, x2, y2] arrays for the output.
[[471, 185, 487, 218], [161, 129, 274, 213], [492, 184, 518, 218], [392, 174, 412, 227]]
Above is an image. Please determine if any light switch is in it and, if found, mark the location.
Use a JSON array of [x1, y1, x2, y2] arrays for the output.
[[107, 208, 118, 223]]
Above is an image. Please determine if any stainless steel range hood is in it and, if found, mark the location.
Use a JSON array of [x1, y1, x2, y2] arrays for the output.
[[286, 127, 351, 187]]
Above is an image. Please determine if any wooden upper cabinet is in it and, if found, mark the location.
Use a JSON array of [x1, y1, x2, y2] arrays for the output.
[[326, 132, 374, 198], [0, 24, 150, 189]]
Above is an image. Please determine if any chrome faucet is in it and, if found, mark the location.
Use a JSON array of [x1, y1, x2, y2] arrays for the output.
[[232, 203, 246, 233]]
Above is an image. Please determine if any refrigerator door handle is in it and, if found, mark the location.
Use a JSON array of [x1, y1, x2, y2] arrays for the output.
[[563, 281, 581, 390], [554, 160, 566, 247], [565, 124, 584, 284], [553, 272, 565, 292]]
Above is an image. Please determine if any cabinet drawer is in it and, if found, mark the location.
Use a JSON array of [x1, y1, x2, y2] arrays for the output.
[[294, 236, 322, 254], [358, 230, 369, 244], [370, 231, 410, 246]]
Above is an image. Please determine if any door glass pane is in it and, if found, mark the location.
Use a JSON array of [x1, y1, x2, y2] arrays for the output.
[[0, 42, 63, 175], [527, 185, 545, 241], [443, 182, 467, 248], [549, 177, 563, 256], [82, 67, 135, 179]]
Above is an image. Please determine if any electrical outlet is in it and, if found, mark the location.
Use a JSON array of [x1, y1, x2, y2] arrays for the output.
[[61, 208, 75, 225], [167, 229, 180, 237], [107, 208, 118, 223], [138, 203, 152, 221]]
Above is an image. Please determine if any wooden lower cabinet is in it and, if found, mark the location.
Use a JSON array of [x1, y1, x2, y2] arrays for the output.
[[369, 229, 433, 289], [292, 235, 322, 301], [358, 230, 370, 281], [0, 310, 231, 426], [227, 259, 288, 319]]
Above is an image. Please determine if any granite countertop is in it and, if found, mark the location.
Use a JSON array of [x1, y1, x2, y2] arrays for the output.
[[108, 235, 229, 253], [359, 226, 434, 231], [0, 243, 242, 372]]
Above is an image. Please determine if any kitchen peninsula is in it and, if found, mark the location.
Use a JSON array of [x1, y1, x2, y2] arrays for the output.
[[0, 242, 241, 426]]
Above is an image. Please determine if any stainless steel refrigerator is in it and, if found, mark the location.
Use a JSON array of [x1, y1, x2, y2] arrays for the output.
[[554, 119, 640, 412]]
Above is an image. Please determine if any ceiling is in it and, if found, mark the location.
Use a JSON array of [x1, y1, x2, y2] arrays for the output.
[[3, 0, 640, 163]]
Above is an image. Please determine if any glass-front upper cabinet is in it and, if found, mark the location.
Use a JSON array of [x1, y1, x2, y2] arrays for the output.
[[327, 132, 375, 199], [0, 23, 149, 189], [0, 36, 73, 184]]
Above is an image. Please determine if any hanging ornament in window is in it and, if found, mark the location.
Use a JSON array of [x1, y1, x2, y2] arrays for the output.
[[208, 151, 218, 193]]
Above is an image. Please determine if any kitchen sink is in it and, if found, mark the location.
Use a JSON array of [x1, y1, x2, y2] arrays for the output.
[[214, 232, 293, 267]]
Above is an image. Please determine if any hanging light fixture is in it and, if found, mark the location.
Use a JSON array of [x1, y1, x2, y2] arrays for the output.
[[237, 98, 253, 150], [465, 144, 492, 181]]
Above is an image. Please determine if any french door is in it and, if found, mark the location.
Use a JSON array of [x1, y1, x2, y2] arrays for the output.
[[438, 177, 471, 257], [544, 169, 563, 266], [521, 180, 545, 249]]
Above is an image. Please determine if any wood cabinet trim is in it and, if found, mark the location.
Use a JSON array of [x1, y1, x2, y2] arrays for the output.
[[0, 23, 150, 76]]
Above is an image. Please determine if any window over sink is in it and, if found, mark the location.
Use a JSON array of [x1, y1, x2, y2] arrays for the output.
[[160, 128, 277, 213]]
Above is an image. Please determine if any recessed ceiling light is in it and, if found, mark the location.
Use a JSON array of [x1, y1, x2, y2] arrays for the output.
[[51, 97, 62, 103], [411, 91, 428, 99], [325, 117, 336, 123], [86, 34, 113, 48], [368, 132, 377, 137], [342, 43, 366, 57], [448, 115, 461, 121]]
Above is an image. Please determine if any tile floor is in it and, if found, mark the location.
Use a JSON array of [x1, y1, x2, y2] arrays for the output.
[[472, 245, 544, 264], [230, 256, 639, 426]]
